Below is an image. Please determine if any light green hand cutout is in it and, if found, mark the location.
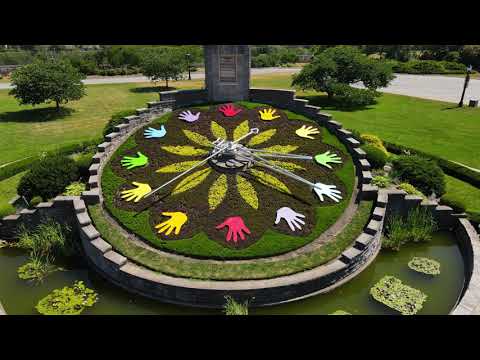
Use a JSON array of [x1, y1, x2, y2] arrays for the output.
[[121, 152, 149, 170], [314, 151, 342, 169]]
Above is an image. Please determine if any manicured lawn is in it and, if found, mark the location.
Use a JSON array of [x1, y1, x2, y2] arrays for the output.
[[445, 175, 480, 216], [0, 171, 26, 218]]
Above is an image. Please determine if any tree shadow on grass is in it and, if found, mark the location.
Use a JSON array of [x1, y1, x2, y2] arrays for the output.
[[0, 107, 75, 123], [130, 86, 178, 94], [298, 94, 377, 112]]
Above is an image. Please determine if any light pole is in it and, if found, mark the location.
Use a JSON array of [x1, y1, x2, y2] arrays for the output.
[[458, 65, 473, 107], [186, 53, 192, 80]]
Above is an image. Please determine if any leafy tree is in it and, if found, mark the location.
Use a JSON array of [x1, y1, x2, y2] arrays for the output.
[[9, 57, 85, 111], [461, 45, 480, 70], [292, 46, 394, 104], [140, 48, 187, 88]]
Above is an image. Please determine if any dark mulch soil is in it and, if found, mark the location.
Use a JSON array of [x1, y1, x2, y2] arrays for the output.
[[109, 103, 349, 249]]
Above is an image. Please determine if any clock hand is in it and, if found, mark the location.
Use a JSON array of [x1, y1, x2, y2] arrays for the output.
[[144, 128, 260, 199], [243, 148, 313, 161]]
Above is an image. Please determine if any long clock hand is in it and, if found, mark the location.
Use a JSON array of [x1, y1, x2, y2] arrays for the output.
[[144, 128, 260, 199], [244, 147, 313, 161]]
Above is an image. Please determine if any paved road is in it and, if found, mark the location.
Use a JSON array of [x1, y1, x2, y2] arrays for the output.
[[1, 68, 479, 104]]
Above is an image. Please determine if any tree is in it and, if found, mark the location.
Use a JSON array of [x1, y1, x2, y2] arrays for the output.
[[292, 45, 395, 105], [140, 49, 187, 88], [9, 57, 85, 111]]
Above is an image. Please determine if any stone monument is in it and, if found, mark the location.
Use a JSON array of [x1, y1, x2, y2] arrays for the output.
[[204, 45, 250, 102]]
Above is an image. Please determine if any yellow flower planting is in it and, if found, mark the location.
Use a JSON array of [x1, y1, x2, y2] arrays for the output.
[[270, 161, 306, 172], [249, 169, 291, 194], [156, 161, 201, 173], [247, 129, 277, 147], [161, 145, 208, 156], [208, 174, 228, 211], [259, 145, 299, 154], [233, 120, 250, 141], [236, 175, 259, 209], [172, 167, 212, 195], [211, 121, 227, 140], [182, 130, 212, 148]]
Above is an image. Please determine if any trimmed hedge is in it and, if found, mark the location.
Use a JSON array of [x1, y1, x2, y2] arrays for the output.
[[361, 144, 388, 169], [0, 138, 101, 182], [102, 109, 137, 137], [384, 141, 480, 189], [440, 194, 467, 213]]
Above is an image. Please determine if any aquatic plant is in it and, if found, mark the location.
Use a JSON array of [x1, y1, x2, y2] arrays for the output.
[[408, 257, 441, 275], [370, 276, 427, 315], [36, 281, 98, 315], [223, 296, 249, 315]]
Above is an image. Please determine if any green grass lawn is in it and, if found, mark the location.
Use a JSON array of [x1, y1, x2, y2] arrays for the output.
[[445, 175, 480, 216], [0, 171, 26, 217]]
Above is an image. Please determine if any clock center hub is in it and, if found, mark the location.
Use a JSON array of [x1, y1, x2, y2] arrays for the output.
[[209, 142, 253, 173]]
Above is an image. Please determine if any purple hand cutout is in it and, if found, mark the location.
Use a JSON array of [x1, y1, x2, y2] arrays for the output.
[[274, 207, 306, 232], [179, 110, 200, 123], [216, 216, 251, 243]]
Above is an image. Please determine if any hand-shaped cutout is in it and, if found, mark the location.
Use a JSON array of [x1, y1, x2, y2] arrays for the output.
[[144, 125, 166, 139], [216, 216, 251, 243], [275, 207, 306, 232], [121, 152, 149, 170], [313, 182, 342, 203], [258, 108, 281, 121], [179, 110, 200, 123], [219, 104, 242, 117], [295, 125, 320, 139], [155, 212, 188, 236], [120, 182, 152, 202], [314, 151, 342, 169]]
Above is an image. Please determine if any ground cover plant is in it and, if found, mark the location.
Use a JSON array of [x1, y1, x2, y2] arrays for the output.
[[408, 257, 441, 276], [100, 103, 355, 259], [87, 199, 372, 280], [370, 275, 427, 315], [35, 280, 98, 315]]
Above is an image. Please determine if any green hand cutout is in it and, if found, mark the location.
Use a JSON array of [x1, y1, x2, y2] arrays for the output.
[[314, 151, 342, 169], [121, 152, 149, 170]]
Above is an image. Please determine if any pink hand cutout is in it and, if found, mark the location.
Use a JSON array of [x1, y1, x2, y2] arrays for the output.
[[218, 104, 242, 117], [215, 216, 251, 243]]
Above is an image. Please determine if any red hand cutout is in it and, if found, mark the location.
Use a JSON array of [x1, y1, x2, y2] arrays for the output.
[[218, 104, 242, 117], [216, 216, 251, 243]]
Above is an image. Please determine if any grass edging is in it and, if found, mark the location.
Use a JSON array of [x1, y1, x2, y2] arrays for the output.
[[87, 200, 372, 281]]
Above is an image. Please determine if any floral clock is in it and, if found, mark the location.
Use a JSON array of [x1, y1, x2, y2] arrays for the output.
[[105, 103, 351, 252]]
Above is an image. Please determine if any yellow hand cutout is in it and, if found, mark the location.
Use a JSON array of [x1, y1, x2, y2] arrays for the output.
[[295, 125, 320, 139], [120, 182, 152, 202], [155, 212, 188, 236], [259, 108, 281, 121]]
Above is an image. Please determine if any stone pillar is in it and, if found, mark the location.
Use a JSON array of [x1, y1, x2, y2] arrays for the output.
[[204, 45, 250, 102]]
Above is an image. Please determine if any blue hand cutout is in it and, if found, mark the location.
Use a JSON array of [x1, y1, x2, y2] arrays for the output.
[[144, 125, 166, 139]]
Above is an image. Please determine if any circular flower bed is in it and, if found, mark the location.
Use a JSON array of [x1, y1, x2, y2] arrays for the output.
[[101, 102, 355, 259]]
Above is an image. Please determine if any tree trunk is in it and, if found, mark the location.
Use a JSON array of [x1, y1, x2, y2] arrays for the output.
[[166, 78, 169, 89], [56, 100, 60, 112]]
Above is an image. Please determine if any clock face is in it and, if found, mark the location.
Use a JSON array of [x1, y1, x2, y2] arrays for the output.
[[105, 103, 352, 253]]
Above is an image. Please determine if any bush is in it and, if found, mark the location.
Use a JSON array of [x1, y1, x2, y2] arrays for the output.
[[440, 194, 466, 213], [74, 151, 94, 179], [36, 281, 98, 315], [372, 175, 391, 188], [103, 109, 136, 137], [331, 83, 379, 108], [406, 60, 445, 74], [441, 61, 466, 73], [17, 154, 79, 201], [398, 182, 423, 196], [63, 181, 86, 196], [29, 196, 43, 207], [360, 133, 388, 155], [361, 144, 388, 169], [391, 155, 446, 196]]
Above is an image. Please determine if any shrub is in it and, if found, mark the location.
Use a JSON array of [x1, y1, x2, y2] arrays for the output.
[[102, 109, 136, 137], [383, 207, 438, 251], [440, 194, 466, 213], [17, 154, 79, 201], [63, 181, 86, 196], [74, 151, 94, 179], [408, 257, 441, 276], [36, 281, 98, 315], [370, 276, 427, 315], [360, 133, 388, 155], [398, 182, 423, 196], [331, 83, 379, 108], [391, 155, 446, 196], [405, 60, 445, 74], [29, 196, 43, 207], [441, 61, 466, 73], [223, 296, 249, 315], [361, 144, 388, 169], [372, 175, 391, 188]]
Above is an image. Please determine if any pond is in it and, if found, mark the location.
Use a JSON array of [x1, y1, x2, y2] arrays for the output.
[[0, 231, 465, 315]]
